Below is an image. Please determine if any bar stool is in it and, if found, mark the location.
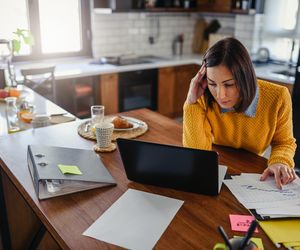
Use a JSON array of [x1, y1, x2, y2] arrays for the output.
[[72, 78, 94, 118], [20, 66, 56, 102]]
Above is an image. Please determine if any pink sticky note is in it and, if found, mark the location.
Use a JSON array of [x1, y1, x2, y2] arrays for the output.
[[229, 214, 258, 233]]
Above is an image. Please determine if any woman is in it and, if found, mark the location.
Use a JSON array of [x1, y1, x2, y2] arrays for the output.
[[183, 37, 297, 189]]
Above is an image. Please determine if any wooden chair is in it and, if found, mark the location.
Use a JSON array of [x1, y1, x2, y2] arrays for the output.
[[20, 66, 56, 102]]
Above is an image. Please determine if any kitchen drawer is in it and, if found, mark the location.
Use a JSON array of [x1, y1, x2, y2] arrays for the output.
[[158, 65, 198, 118], [98, 73, 119, 115]]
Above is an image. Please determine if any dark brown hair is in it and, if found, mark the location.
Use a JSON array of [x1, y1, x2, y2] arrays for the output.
[[203, 37, 257, 112]]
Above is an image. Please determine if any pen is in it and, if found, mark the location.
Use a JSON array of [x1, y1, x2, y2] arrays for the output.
[[239, 220, 258, 250], [217, 226, 233, 250]]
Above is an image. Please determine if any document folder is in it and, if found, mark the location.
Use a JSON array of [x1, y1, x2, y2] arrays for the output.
[[27, 145, 116, 200]]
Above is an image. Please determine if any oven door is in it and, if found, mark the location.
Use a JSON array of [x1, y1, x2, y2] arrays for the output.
[[119, 69, 158, 112]]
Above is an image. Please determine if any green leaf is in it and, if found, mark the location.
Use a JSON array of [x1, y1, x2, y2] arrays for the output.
[[12, 39, 21, 54], [11, 29, 34, 53], [24, 34, 34, 46]]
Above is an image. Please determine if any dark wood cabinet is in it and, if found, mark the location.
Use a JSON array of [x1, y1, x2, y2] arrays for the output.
[[197, 0, 264, 14], [197, 0, 232, 13], [132, 0, 198, 12], [93, 0, 264, 14], [158, 64, 198, 117]]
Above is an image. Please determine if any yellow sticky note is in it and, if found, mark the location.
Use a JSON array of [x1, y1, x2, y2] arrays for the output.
[[234, 236, 264, 250], [58, 164, 82, 175]]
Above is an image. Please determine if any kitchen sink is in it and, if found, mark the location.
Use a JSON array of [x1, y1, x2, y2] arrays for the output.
[[137, 55, 170, 61], [272, 69, 296, 78], [90, 55, 170, 66], [110, 58, 152, 66]]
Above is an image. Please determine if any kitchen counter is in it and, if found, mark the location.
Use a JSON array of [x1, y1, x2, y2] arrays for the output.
[[13, 54, 295, 85], [254, 64, 295, 85]]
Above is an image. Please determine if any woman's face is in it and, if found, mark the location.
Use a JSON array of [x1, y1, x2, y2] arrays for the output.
[[206, 64, 240, 109]]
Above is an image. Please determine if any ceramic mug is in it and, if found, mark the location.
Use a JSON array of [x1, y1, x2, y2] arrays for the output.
[[95, 122, 114, 148]]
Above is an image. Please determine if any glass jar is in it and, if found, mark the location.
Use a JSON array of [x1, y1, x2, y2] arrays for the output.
[[18, 97, 35, 123], [5, 97, 20, 133]]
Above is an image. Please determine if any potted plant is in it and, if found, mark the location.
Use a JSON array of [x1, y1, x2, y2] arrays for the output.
[[5, 29, 34, 86], [11, 28, 34, 55]]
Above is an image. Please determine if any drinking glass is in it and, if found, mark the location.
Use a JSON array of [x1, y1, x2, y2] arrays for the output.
[[91, 105, 105, 127], [5, 97, 20, 133]]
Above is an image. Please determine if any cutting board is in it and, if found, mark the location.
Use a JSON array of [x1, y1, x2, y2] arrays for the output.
[[192, 19, 207, 54]]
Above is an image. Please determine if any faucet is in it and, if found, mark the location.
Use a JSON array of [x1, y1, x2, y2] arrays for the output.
[[288, 39, 296, 69]]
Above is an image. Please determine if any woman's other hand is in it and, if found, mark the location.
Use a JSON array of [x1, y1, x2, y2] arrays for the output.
[[186, 64, 208, 104], [260, 163, 298, 189]]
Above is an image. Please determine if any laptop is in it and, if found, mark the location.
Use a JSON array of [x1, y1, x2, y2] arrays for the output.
[[117, 138, 227, 196]]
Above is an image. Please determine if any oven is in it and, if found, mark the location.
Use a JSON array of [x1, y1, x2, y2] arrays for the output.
[[118, 69, 158, 112]]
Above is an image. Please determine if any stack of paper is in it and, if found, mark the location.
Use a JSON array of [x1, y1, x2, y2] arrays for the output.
[[223, 173, 300, 219], [223, 173, 300, 248]]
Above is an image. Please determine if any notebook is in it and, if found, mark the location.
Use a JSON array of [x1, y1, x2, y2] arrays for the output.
[[117, 138, 227, 196]]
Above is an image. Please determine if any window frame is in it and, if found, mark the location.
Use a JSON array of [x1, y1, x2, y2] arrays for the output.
[[13, 0, 92, 62]]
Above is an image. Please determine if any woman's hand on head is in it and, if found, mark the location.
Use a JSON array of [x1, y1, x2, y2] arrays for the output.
[[260, 163, 298, 189], [186, 64, 208, 104]]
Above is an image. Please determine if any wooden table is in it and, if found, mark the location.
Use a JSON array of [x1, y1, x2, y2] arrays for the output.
[[0, 108, 279, 249]]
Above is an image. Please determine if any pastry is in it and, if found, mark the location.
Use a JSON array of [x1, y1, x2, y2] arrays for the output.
[[112, 116, 133, 129]]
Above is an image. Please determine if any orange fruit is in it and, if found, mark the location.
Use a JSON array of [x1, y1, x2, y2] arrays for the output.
[[9, 88, 21, 97], [21, 112, 35, 123]]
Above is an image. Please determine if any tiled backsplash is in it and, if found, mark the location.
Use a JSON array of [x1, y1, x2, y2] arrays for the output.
[[91, 12, 262, 58], [92, 13, 196, 58], [235, 14, 264, 54]]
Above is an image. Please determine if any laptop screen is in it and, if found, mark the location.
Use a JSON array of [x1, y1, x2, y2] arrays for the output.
[[117, 138, 220, 196]]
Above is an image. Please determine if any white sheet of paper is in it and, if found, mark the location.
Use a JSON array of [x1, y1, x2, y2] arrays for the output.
[[83, 189, 184, 250], [219, 165, 228, 193]]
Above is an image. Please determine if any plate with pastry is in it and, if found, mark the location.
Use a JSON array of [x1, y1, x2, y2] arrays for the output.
[[111, 115, 141, 131]]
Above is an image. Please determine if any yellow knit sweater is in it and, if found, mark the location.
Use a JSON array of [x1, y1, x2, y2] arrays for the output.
[[183, 80, 296, 167]]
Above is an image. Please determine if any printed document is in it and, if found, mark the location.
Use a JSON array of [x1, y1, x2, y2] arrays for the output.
[[224, 174, 300, 209]]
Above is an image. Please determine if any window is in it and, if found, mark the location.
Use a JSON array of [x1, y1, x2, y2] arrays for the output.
[[263, 0, 299, 36], [261, 0, 300, 62], [39, 0, 82, 54], [0, 0, 30, 55], [0, 0, 91, 61]]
